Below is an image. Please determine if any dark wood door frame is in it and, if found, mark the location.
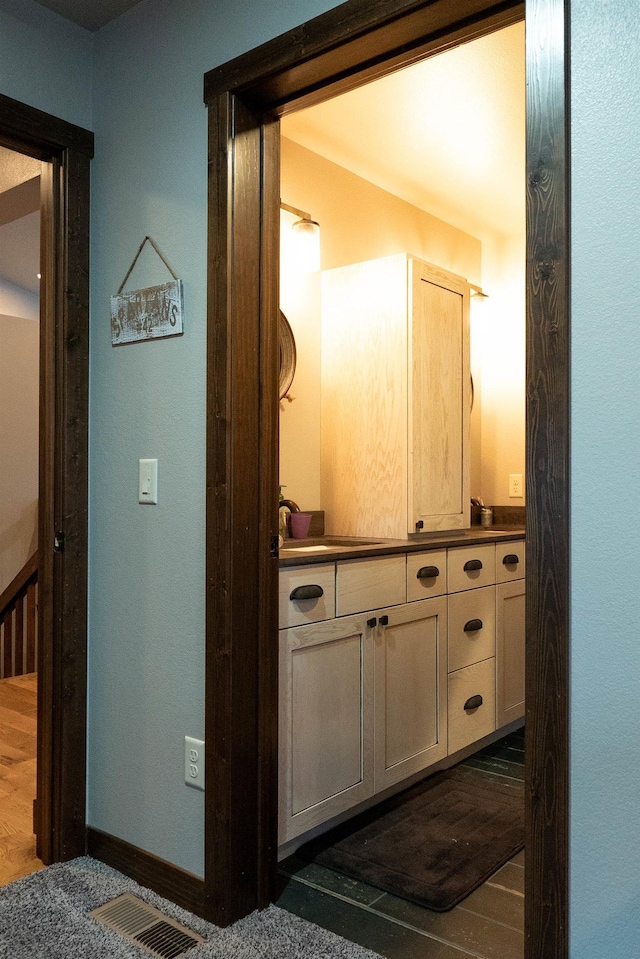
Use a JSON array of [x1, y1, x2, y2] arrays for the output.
[[204, 2, 569, 958], [0, 93, 93, 864]]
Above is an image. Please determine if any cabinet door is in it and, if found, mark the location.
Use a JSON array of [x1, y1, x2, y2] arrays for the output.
[[374, 597, 448, 791], [321, 254, 408, 539], [279, 614, 374, 843], [496, 579, 525, 728], [409, 258, 470, 532]]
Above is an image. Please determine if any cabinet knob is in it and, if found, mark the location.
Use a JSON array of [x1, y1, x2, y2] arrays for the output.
[[463, 559, 483, 571], [367, 617, 377, 629], [379, 615, 389, 626], [289, 584, 324, 601], [415, 520, 424, 531], [503, 554, 519, 566], [463, 619, 483, 632], [464, 694, 483, 711], [417, 565, 439, 579]]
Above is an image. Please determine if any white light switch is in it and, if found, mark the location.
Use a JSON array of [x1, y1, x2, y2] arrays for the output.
[[139, 458, 158, 504]]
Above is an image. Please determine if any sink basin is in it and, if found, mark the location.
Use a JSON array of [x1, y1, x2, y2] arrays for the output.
[[281, 537, 382, 551]]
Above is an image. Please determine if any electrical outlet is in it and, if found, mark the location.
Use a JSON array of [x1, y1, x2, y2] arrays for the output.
[[509, 473, 523, 498], [184, 736, 205, 791]]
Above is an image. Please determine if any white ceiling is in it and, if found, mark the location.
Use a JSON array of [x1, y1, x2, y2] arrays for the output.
[[281, 22, 525, 241], [32, 0, 143, 31]]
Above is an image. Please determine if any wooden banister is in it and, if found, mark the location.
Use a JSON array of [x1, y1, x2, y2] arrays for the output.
[[0, 552, 38, 679]]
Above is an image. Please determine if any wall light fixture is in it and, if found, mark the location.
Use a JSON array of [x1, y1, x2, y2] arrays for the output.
[[280, 201, 320, 272]]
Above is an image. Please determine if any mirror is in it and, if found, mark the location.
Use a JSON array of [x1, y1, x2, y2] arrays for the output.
[[279, 311, 296, 401]]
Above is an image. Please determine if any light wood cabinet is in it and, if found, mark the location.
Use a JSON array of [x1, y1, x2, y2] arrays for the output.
[[278, 538, 525, 845], [448, 658, 496, 754], [373, 598, 447, 791], [279, 563, 336, 628], [336, 555, 406, 616], [496, 578, 525, 728], [321, 253, 470, 538], [279, 613, 374, 842]]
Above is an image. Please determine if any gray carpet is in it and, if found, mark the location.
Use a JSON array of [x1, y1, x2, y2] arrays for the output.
[[0, 858, 380, 958]]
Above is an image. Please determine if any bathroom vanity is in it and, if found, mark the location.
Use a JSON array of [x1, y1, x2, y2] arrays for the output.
[[278, 529, 525, 845]]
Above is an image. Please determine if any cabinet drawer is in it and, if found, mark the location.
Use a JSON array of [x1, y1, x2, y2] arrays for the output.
[[407, 549, 447, 602], [496, 540, 526, 583], [447, 658, 496, 755], [279, 564, 336, 629], [336, 555, 406, 617], [448, 586, 496, 672], [447, 544, 495, 593]]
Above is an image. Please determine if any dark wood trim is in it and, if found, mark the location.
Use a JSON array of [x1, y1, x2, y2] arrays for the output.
[[205, 3, 569, 957], [525, 0, 570, 955], [0, 91, 94, 158], [87, 828, 206, 917], [0, 96, 92, 865], [204, 0, 524, 113], [256, 116, 281, 909]]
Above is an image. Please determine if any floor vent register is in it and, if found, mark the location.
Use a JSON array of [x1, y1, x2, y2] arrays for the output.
[[90, 893, 205, 958]]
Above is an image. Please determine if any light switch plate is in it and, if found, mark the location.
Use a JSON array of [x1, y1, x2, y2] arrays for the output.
[[139, 458, 158, 504]]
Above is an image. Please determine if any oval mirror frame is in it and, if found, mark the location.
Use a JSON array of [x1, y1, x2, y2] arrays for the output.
[[279, 311, 297, 401]]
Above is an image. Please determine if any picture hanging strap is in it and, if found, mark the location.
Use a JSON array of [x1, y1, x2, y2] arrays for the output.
[[117, 236, 179, 295]]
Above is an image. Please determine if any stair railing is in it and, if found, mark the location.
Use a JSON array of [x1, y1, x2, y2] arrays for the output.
[[0, 552, 38, 679]]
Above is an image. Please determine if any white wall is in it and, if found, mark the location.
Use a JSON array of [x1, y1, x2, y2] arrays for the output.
[[477, 233, 526, 506], [0, 313, 38, 594], [0, 277, 38, 322], [570, 3, 640, 955]]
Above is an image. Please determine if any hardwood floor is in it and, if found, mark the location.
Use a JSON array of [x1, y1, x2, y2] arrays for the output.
[[278, 729, 524, 959], [0, 673, 43, 886]]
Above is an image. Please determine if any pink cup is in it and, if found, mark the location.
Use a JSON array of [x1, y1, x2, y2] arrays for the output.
[[289, 512, 312, 539]]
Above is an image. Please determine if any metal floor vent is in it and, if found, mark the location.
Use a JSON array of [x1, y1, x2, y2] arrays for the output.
[[90, 894, 205, 958]]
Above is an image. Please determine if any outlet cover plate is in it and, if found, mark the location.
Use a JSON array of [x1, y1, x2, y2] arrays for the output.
[[184, 736, 204, 790]]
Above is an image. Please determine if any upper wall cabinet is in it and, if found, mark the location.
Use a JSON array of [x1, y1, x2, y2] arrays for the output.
[[321, 253, 470, 538]]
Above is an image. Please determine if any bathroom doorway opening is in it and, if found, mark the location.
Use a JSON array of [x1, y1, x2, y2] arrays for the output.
[[0, 92, 93, 872], [204, 4, 569, 959], [274, 22, 526, 954]]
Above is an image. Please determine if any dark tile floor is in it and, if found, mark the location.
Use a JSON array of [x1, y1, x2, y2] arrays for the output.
[[278, 729, 525, 959]]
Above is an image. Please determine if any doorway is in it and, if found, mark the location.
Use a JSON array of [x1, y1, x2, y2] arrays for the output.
[[0, 144, 42, 882], [0, 93, 93, 869], [274, 22, 526, 955], [203, 2, 569, 958]]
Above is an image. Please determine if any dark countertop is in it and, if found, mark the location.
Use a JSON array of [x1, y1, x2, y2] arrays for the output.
[[279, 526, 526, 567]]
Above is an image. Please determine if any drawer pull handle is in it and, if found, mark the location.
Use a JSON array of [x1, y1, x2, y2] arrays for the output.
[[463, 559, 483, 571], [290, 585, 324, 601], [464, 695, 483, 711], [503, 554, 519, 566], [379, 615, 389, 627], [464, 618, 483, 632], [367, 617, 377, 629], [417, 565, 439, 579]]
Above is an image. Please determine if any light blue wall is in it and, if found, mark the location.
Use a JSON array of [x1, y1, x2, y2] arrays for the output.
[[570, 2, 640, 956], [0, 0, 92, 128], [88, 0, 342, 877]]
